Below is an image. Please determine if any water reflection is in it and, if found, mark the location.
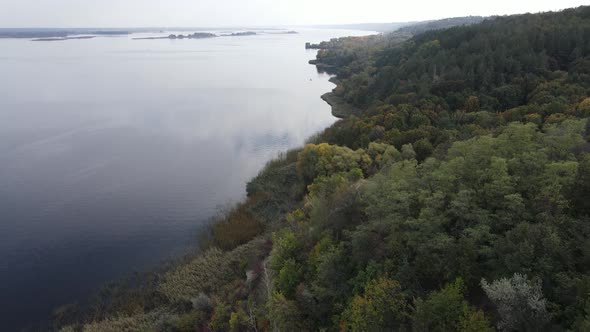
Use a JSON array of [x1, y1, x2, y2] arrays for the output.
[[0, 28, 373, 329]]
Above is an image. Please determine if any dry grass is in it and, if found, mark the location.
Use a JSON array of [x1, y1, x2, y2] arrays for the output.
[[160, 238, 268, 302], [60, 311, 166, 332]]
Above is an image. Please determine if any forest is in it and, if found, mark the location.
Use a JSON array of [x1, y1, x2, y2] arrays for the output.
[[56, 6, 590, 332]]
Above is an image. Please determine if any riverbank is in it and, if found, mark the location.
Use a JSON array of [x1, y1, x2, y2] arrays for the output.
[[54, 148, 305, 332], [311, 62, 361, 118], [321, 92, 360, 118], [45, 42, 349, 332]]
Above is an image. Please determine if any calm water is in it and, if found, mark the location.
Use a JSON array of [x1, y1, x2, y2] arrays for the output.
[[0, 29, 372, 329]]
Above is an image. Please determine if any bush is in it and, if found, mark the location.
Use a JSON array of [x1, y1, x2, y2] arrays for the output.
[[212, 204, 264, 251], [191, 293, 212, 312], [297, 143, 371, 182]]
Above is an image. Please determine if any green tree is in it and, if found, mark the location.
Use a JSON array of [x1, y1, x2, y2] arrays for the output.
[[274, 258, 303, 297], [267, 292, 302, 331], [340, 277, 408, 331], [412, 279, 492, 332]]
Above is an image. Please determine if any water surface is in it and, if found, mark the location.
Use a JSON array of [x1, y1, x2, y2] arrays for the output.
[[0, 28, 371, 329]]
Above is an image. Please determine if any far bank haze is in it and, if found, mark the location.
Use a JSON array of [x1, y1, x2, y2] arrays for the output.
[[0, 0, 586, 27], [0, 17, 486, 40]]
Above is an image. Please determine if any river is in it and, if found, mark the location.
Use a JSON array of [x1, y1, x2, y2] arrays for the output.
[[0, 28, 372, 329]]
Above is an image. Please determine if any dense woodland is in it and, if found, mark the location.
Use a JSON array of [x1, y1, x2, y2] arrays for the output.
[[57, 7, 590, 332]]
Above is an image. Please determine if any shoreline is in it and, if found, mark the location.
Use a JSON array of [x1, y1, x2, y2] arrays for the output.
[[42, 40, 348, 332], [310, 59, 361, 119], [321, 91, 360, 118], [321, 74, 360, 119]]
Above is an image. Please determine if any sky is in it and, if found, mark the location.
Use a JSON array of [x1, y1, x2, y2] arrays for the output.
[[0, 0, 588, 28]]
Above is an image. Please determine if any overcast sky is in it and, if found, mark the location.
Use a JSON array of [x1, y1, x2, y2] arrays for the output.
[[1, 0, 588, 28]]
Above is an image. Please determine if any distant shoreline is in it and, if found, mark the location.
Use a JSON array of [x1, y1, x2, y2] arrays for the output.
[[32, 36, 96, 42], [0, 30, 130, 39], [0, 29, 299, 42]]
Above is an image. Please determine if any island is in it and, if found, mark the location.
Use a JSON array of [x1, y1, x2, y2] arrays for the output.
[[32, 36, 96, 42], [269, 30, 299, 35], [133, 32, 218, 40], [134, 31, 263, 40], [223, 31, 257, 36]]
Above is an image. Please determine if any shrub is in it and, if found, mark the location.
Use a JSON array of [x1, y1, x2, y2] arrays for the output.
[[191, 293, 212, 312], [212, 203, 264, 251], [297, 143, 371, 182]]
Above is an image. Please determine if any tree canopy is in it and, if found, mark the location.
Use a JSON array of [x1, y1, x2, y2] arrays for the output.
[[59, 6, 590, 332]]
